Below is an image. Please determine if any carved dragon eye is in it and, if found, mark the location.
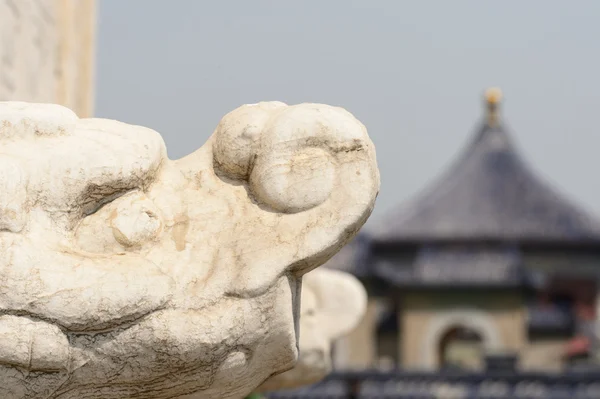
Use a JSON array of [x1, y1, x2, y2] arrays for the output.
[[110, 195, 163, 248], [75, 191, 164, 253]]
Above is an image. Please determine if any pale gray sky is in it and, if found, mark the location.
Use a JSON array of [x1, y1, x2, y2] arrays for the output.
[[96, 0, 600, 226]]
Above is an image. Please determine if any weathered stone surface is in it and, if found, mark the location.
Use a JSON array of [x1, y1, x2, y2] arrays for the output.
[[0, 101, 379, 398], [258, 268, 367, 392]]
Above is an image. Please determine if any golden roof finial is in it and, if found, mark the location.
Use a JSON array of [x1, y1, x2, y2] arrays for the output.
[[485, 87, 503, 105], [484, 87, 502, 126]]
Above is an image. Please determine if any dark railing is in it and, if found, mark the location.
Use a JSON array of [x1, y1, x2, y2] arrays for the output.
[[264, 369, 600, 399]]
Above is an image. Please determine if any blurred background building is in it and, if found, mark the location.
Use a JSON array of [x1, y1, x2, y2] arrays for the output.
[[0, 0, 96, 117], [328, 90, 600, 374]]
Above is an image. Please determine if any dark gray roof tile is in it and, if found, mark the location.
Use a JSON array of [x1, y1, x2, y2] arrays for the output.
[[370, 119, 600, 244]]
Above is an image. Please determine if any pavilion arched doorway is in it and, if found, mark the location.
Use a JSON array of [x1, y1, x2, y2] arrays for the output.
[[438, 325, 484, 370], [420, 308, 502, 370]]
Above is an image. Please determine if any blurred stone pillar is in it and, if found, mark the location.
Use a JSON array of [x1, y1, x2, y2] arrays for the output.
[[0, 0, 96, 117]]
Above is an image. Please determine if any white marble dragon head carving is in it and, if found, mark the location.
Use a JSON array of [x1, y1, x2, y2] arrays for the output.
[[0, 101, 379, 399]]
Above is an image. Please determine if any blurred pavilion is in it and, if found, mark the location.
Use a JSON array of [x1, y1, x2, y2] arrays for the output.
[[326, 88, 600, 373]]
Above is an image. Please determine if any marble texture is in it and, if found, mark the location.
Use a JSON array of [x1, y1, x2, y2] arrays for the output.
[[0, 101, 379, 398], [258, 268, 367, 392]]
